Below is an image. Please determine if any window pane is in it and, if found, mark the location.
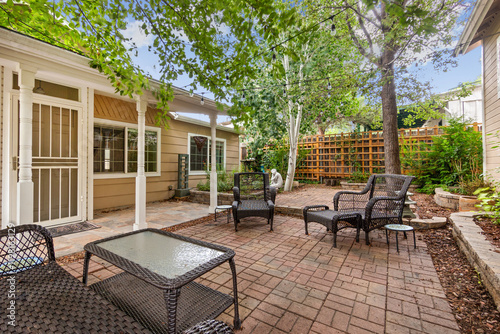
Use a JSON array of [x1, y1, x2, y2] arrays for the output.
[[190, 136, 208, 172], [208, 140, 225, 169], [127, 129, 158, 173], [93, 125, 125, 173]]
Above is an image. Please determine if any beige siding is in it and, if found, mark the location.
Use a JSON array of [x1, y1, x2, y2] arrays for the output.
[[483, 18, 500, 180], [93, 95, 240, 210]]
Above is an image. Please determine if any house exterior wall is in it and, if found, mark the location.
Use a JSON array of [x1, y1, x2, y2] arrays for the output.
[[93, 94, 239, 210], [483, 18, 500, 180]]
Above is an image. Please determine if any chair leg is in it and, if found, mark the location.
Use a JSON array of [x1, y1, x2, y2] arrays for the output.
[[385, 229, 389, 244], [413, 230, 416, 249], [365, 230, 370, 245], [333, 232, 337, 248], [304, 220, 309, 235]]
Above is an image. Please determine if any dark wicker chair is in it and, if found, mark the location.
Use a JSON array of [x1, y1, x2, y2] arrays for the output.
[[0, 225, 234, 334], [232, 172, 277, 231], [304, 174, 414, 247]]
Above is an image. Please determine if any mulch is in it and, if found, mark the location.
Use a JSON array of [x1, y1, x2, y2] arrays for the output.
[[414, 192, 500, 333]]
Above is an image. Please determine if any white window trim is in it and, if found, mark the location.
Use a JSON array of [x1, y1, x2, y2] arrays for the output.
[[94, 118, 161, 179], [187, 133, 226, 176]]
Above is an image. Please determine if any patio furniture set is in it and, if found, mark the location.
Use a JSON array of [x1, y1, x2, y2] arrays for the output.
[[0, 173, 414, 333]]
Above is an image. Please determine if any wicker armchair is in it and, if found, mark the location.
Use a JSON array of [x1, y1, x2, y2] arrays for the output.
[[0, 224, 150, 333], [232, 172, 277, 231], [0, 225, 233, 334], [304, 174, 414, 247]]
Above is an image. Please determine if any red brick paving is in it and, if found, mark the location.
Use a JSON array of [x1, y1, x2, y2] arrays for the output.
[[61, 212, 460, 333]]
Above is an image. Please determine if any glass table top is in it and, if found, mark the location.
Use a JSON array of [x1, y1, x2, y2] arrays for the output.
[[97, 231, 224, 279], [384, 224, 414, 231]]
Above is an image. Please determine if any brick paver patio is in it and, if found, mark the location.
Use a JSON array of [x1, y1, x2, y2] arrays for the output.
[[61, 211, 460, 333]]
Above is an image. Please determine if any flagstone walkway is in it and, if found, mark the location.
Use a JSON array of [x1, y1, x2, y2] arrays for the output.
[[54, 200, 210, 257], [60, 213, 460, 334]]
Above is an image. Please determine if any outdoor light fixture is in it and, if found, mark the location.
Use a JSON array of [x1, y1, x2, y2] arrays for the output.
[[330, 16, 336, 33], [201, 93, 205, 105], [34, 80, 45, 94]]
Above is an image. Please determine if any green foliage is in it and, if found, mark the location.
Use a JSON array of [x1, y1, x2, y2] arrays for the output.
[[196, 166, 235, 192], [347, 170, 370, 183], [1, 0, 298, 123], [261, 140, 310, 178], [474, 184, 500, 225], [411, 119, 483, 195]]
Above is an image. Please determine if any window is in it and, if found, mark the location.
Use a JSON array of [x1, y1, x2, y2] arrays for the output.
[[188, 134, 225, 174], [94, 122, 160, 176]]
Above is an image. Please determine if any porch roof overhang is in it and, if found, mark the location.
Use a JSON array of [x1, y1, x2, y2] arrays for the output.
[[454, 0, 500, 56], [0, 27, 231, 121]]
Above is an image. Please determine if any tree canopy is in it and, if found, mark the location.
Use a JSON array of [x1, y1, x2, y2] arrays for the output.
[[0, 0, 297, 122]]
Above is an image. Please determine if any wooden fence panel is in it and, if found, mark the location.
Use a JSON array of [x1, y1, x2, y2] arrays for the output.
[[295, 123, 482, 181]]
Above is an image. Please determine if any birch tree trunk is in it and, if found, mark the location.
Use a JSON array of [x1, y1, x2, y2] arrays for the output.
[[283, 54, 304, 192]]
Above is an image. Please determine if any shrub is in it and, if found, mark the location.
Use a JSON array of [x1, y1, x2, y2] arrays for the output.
[[474, 183, 500, 225], [409, 118, 483, 195], [347, 170, 370, 183], [196, 166, 235, 192]]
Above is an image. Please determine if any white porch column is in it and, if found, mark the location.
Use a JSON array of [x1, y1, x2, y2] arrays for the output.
[[209, 114, 218, 212], [17, 65, 36, 225], [133, 96, 147, 230]]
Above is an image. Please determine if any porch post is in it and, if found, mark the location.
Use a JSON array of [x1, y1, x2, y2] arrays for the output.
[[209, 113, 217, 212], [17, 64, 36, 225], [134, 96, 147, 230]]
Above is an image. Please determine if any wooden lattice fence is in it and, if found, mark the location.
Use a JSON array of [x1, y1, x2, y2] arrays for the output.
[[295, 123, 482, 181]]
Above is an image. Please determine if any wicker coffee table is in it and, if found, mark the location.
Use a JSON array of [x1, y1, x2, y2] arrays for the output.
[[83, 229, 241, 334]]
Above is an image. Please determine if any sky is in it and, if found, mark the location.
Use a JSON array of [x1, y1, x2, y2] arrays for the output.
[[125, 14, 483, 124]]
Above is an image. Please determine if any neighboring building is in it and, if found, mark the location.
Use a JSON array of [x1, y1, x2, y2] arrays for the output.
[[0, 28, 240, 229], [455, 0, 500, 181], [423, 81, 483, 127]]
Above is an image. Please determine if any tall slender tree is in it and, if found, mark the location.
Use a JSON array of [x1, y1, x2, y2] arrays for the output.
[[232, 3, 363, 191], [318, 0, 467, 174]]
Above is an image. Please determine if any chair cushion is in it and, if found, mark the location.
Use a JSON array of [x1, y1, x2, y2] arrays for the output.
[[307, 210, 363, 227], [237, 200, 270, 213]]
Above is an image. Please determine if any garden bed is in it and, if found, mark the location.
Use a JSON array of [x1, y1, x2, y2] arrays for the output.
[[434, 187, 480, 211]]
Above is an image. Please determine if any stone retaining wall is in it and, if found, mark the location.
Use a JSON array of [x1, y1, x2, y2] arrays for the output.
[[434, 188, 479, 211], [451, 212, 500, 311], [189, 190, 233, 205]]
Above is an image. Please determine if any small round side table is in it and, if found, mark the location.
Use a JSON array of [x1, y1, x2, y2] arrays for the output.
[[215, 205, 232, 224], [384, 224, 416, 253]]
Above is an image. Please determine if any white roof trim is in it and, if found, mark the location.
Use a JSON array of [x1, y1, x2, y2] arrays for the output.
[[0, 27, 228, 114], [454, 0, 495, 56], [168, 112, 238, 134]]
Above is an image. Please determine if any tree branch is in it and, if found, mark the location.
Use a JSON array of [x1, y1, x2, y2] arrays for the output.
[[345, 12, 380, 67]]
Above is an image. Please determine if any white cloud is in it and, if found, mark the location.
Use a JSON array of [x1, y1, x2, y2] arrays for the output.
[[123, 21, 153, 48]]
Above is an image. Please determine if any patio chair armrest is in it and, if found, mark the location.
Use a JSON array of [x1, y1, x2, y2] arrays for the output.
[[267, 199, 275, 209], [269, 187, 277, 204], [232, 187, 240, 202], [303, 205, 330, 219]]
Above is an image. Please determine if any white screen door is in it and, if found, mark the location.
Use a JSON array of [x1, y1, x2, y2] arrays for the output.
[[13, 97, 83, 226]]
